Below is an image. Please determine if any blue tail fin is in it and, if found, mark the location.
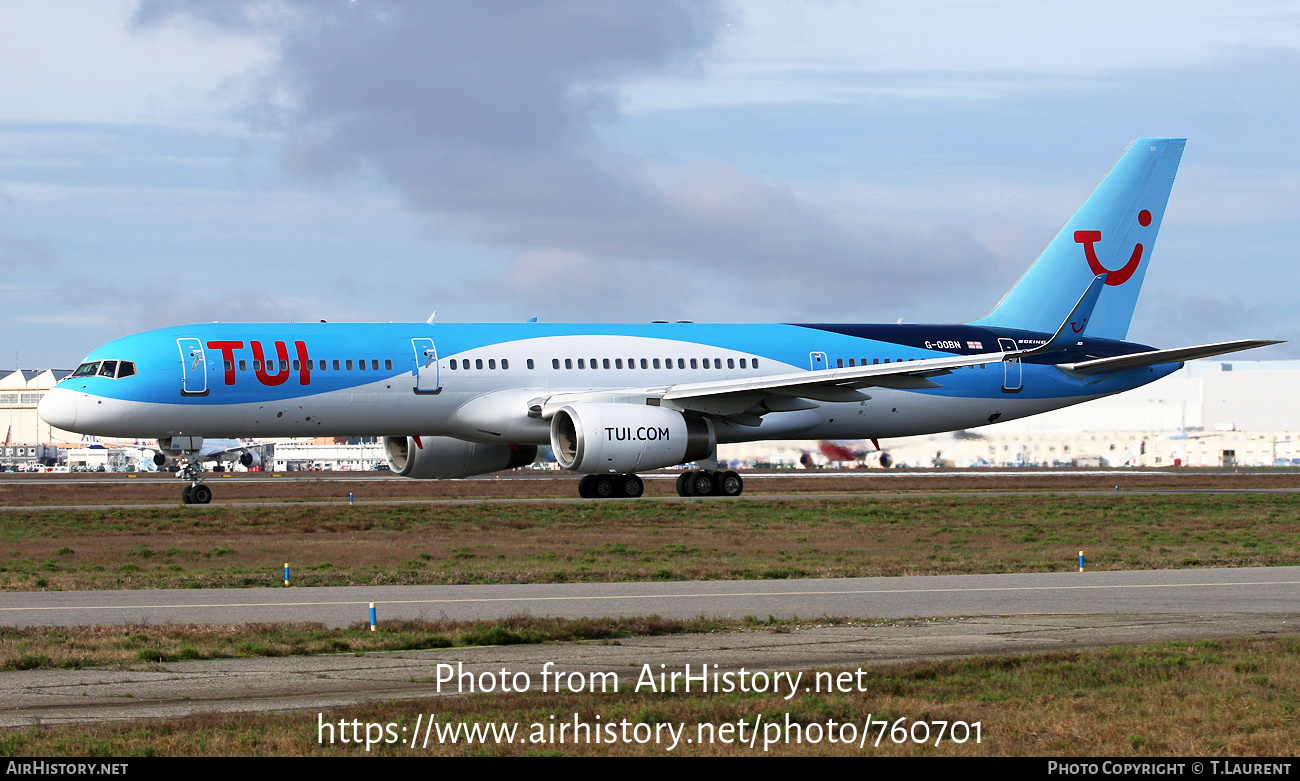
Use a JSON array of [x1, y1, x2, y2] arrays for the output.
[[971, 138, 1185, 340]]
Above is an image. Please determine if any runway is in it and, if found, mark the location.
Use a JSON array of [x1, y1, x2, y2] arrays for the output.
[[5, 566, 1298, 628]]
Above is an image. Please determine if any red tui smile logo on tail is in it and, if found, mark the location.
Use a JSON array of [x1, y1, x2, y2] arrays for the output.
[[1074, 209, 1151, 286]]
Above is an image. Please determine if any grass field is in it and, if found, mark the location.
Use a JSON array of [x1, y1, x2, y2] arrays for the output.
[[2, 635, 1296, 756], [2, 493, 1298, 590], [0, 614, 757, 670]]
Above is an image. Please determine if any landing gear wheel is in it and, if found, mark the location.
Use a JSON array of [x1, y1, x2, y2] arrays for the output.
[[718, 470, 743, 497], [181, 485, 194, 504], [592, 475, 616, 499], [687, 471, 714, 497], [675, 472, 691, 497], [578, 474, 596, 498], [191, 484, 212, 504], [617, 474, 644, 498]]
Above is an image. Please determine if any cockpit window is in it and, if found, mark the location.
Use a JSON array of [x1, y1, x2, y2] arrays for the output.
[[70, 360, 136, 379]]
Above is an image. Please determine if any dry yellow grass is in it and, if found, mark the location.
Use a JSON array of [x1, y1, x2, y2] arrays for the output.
[[2, 637, 1296, 756]]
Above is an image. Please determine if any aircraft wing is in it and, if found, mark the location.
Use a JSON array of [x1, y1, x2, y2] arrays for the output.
[[1054, 339, 1282, 377], [537, 348, 1017, 425], [658, 349, 1013, 402]]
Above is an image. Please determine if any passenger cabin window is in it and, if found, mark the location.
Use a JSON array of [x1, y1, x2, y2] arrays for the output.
[[385, 359, 392, 370], [346, 360, 354, 370], [727, 358, 735, 369], [565, 359, 572, 369], [488, 359, 496, 370], [527, 359, 534, 370], [475, 359, 483, 370], [372, 360, 379, 370], [333, 360, 341, 370], [225, 360, 234, 372], [552, 359, 560, 369], [502, 359, 510, 370]]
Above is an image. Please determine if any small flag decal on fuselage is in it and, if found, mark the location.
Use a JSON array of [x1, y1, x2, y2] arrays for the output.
[[967, 341, 983, 349]]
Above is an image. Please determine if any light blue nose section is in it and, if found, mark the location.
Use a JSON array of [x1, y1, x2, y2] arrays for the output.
[[37, 387, 78, 431]]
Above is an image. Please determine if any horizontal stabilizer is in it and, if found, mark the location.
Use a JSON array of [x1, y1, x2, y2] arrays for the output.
[[1055, 339, 1283, 377]]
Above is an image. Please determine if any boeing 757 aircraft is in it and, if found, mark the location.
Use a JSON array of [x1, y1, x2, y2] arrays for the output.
[[39, 139, 1278, 503]]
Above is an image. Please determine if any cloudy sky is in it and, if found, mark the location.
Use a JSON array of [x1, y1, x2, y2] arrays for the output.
[[3, 0, 1298, 367]]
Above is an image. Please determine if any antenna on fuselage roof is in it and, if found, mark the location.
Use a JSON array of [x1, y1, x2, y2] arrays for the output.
[[527, 316, 538, 322], [427, 311, 437, 324]]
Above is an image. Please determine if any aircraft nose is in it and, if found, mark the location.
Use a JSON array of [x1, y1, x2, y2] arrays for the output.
[[38, 387, 78, 431]]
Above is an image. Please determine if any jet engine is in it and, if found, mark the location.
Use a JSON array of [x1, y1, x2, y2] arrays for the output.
[[549, 403, 715, 473], [239, 450, 261, 469], [383, 436, 537, 479]]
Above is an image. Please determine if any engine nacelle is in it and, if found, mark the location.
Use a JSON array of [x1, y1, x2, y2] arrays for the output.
[[239, 450, 260, 468], [383, 436, 537, 479], [549, 403, 715, 473]]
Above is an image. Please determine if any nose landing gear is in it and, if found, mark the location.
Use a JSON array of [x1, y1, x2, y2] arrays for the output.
[[178, 459, 212, 504]]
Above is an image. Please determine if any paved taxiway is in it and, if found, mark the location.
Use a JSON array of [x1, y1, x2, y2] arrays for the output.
[[4, 566, 1298, 628]]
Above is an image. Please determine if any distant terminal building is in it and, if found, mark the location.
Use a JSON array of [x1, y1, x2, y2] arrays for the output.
[[0, 369, 75, 447], [718, 360, 1300, 469]]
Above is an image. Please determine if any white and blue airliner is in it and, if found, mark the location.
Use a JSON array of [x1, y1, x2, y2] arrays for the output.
[[39, 139, 1278, 503]]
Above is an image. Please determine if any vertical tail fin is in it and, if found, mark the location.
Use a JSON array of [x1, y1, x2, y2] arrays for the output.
[[971, 138, 1185, 340]]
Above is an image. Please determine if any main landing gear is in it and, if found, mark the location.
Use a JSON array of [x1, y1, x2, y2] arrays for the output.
[[575, 470, 747, 498], [675, 469, 744, 498], [578, 473, 644, 499]]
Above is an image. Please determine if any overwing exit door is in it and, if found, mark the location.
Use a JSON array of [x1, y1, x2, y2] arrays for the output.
[[411, 338, 441, 394]]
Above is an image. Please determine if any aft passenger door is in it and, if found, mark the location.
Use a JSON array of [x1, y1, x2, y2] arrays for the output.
[[998, 337, 1022, 393], [411, 338, 441, 395], [177, 338, 209, 397], [809, 351, 828, 371]]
